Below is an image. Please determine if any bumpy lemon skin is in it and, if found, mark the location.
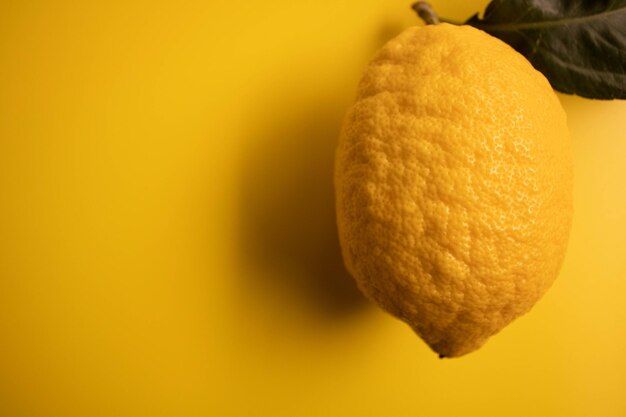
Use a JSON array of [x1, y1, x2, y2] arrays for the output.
[[334, 24, 573, 358]]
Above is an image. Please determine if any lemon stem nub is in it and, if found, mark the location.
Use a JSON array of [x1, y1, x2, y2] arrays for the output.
[[412, 2, 440, 25]]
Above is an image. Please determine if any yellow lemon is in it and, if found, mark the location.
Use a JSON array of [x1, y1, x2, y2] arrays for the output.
[[335, 23, 573, 358]]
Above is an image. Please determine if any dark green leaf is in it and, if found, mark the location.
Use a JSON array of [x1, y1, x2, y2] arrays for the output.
[[465, 0, 626, 99]]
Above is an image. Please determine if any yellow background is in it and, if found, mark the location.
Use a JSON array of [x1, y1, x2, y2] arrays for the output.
[[1, 1, 625, 416]]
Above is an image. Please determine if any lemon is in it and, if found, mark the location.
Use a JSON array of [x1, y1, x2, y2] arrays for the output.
[[334, 23, 573, 358]]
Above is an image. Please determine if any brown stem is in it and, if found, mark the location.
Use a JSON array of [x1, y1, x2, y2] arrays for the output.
[[412, 1, 440, 25]]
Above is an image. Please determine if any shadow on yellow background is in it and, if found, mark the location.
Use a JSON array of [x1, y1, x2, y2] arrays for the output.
[[238, 98, 368, 317]]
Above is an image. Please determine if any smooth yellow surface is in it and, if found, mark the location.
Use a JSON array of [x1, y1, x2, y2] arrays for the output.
[[0, 1, 624, 416], [335, 24, 573, 357]]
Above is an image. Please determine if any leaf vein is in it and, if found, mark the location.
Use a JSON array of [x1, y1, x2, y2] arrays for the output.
[[473, 7, 626, 31]]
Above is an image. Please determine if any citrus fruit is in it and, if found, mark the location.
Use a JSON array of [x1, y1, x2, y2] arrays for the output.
[[334, 23, 574, 358]]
